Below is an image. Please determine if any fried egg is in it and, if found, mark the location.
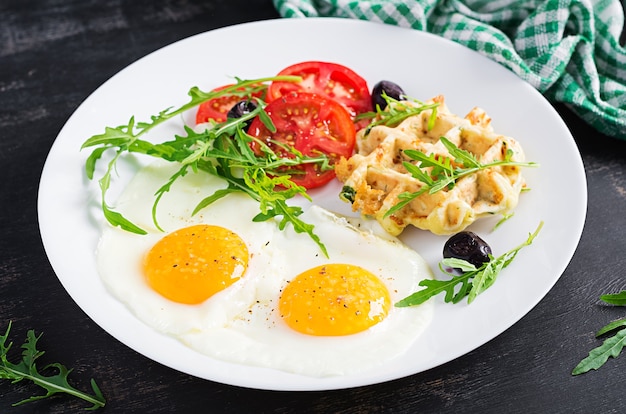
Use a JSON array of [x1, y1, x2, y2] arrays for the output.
[[96, 161, 434, 377]]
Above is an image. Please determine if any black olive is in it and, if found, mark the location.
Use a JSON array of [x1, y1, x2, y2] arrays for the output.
[[443, 231, 492, 268], [226, 100, 257, 121], [340, 186, 356, 204], [371, 80, 406, 110]]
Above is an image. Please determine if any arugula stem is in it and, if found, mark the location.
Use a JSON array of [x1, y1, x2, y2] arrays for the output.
[[7, 365, 104, 408], [1, 323, 105, 409], [359, 98, 440, 136], [132, 76, 300, 140], [384, 137, 538, 218], [396, 221, 543, 307]]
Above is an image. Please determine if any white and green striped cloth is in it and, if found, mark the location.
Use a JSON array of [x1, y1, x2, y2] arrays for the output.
[[273, 0, 626, 140]]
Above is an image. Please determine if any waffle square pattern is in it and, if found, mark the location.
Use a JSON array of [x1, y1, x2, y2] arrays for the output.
[[336, 95, 527, 236]]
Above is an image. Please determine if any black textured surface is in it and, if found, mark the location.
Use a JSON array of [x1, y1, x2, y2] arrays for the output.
[[2, 1, 626, 412]]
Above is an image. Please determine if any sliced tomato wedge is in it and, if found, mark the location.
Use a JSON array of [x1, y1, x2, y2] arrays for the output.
[[196, 84, 265, 124], [267, 61, 372, 121], [247, 92, 356, 189]]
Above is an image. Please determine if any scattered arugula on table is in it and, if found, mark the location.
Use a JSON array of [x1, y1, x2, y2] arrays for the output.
[[396, 221, 543, 306], [572, 291, 626, 375], [384, 137, 539, 218], [81, 75, 332, 257], [0, 322, 105, 410]]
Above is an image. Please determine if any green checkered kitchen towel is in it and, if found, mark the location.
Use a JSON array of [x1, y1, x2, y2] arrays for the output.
[[273, 0, 626, 140]]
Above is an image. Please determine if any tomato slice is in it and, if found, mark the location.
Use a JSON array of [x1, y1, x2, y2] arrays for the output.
[[268, 61, 372, 121], [196, 84, 265, 124], [247, 92, 356, 189]]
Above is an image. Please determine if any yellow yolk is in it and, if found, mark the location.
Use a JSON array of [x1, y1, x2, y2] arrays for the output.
[[144, 224, 248, 304], [279, 264, 391, 336]]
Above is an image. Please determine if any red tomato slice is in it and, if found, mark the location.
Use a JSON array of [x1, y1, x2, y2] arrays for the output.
[[196, 84, 265, 124], [247, 92, 356, 189], [268, 61, 372, 121]]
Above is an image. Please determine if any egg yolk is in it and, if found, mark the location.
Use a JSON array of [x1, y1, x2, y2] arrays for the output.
[[144, 224, 248, 304], [279, 264, 391, 336]]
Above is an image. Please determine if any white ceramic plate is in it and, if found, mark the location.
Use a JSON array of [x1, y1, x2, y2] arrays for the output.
[[38, 18, 586, 391]]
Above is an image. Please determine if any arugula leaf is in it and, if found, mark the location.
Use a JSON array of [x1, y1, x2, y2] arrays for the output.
[[572, 290, 626, 375], [600, 291, 626, 306], [384, 137, 539, 218], [339, 186, 357, 204], [192, 188, 239, 215], [357, 94, 440, 136], [96, 149, 147, 235], [596, 318, 626, 336], [82, 75, 333, 256], [151, 164, 190, 232], [0, 322, 105, 410], [81, 76, 298, 152], [395, 222, 543, 307], [572, 318, 626, 375], [396, 267, 474, 305], [241, 168, 328, 256]]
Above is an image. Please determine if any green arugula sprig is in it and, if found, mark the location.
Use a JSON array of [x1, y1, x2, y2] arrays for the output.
[[81, 75, 331, 256], [0, 322, 105, 410], [572, 291, 626, 375], [384, 137, 539, 218], [396, 221, 543, 307], [356, 94, 440, 136]]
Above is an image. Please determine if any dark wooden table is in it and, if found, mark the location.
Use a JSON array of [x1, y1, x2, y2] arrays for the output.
[[3, 1, 626, 412]]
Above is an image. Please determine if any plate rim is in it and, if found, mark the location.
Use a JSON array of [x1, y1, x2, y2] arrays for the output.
[[37, 16, 588, 391]]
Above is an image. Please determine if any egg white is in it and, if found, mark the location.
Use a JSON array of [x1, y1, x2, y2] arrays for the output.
[[96, 161, 434, 377]]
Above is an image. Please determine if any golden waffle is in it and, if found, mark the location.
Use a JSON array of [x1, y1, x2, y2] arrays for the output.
[[336, 95, 527, 236]]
